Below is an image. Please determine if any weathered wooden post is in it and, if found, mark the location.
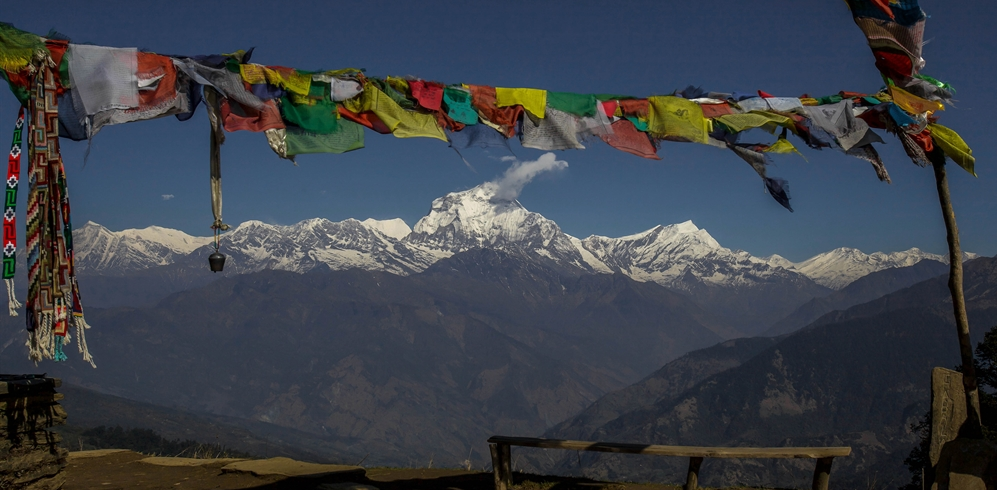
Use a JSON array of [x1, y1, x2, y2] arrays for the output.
[[931, 152, 983, 438], [683, 456, 703, 490], [812, 457, 834, 490]]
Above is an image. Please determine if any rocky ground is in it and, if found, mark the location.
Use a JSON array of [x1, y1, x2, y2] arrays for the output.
[[61, 449, 792, 490]]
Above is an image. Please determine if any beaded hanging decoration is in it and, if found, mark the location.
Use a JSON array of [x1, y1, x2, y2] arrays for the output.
[[3, 108, 24, 316]]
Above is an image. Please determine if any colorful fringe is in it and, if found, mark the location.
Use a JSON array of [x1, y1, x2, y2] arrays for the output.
[[4, 108, 24, 316], [25, 61, 94, 367]]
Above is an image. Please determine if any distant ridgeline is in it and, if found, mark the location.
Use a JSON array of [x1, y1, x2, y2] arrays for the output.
[[0, 0, 975, 364]]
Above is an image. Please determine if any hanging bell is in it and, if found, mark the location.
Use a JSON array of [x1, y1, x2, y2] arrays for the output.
[[208, 251, 226, 272]]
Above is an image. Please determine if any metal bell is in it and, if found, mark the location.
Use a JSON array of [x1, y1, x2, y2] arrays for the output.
[[208, 251, 226, 272]]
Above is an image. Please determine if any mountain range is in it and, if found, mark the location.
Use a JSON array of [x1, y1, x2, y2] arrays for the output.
[[517, 255, 997, 489], [2, 181, 981, 486], [72, 182, 972, 336]]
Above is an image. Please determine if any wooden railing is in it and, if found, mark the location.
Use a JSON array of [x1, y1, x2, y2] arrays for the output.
[[487, 436, 852, 490]]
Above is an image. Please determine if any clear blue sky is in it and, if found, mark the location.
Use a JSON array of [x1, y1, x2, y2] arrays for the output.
[[1, 1, 993, 262]]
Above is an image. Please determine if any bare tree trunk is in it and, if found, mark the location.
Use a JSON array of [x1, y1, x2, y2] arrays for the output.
[[931, 156, 983, 438]]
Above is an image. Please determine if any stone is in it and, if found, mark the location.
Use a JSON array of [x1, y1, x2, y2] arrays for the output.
[[932, 438, 997, 490], [0, 377, 67, 490], [21, 472, 64, 490], [932, 367, 968, 467]]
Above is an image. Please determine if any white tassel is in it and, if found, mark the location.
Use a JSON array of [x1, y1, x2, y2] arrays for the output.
[[39, 313, 53, 360], [5, 278, 20, 317], [74, 315, 95, 368], [25, 331, 41, 364]]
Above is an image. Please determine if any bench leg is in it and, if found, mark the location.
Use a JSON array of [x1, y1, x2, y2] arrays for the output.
[[684, 456, 703, 490], [489, 443, 512, 490], [812, 457, 834, 490]]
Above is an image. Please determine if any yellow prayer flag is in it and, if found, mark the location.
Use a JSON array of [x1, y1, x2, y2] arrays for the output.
[[889, 85, 944, 115], [263, 68, 311, 96], [239, 64, 267, 85], [716, 111, 795, 135], [495, 87, 547, 120], [763, 136, 807, 161], [386, 76, 411, 96], [646, 96, 709, 144], [929, 123, 976, 177], [344, 82, 447, 142]]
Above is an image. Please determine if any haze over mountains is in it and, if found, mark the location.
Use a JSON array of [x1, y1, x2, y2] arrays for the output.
[[77, 182, 965, 290], [1, 181, 983, 486], [521, 254, 997, 489], [72, 182, 970, 336]]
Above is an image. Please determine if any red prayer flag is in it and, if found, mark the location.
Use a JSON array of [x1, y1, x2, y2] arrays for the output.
[[409, 80, 444, 112], [600, 119, 660, 160]]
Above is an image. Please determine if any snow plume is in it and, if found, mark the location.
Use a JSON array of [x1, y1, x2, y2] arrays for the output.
[[489, 152, 568, 202]]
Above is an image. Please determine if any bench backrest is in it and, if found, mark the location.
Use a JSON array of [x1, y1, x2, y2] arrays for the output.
[[487, 436, 852, 459]]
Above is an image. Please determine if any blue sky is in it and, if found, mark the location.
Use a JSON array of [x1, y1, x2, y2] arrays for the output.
[[1, 1, 994, 262]]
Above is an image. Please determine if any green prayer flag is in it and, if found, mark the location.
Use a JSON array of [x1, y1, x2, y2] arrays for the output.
[[285, 119, 365, 156], [594, 93, 637, 101], [372, 78, 416, 110], [443, 87, 478, 125], [816, 95, 843, 105], [625, 116, 648, 132], [280, 96, 339, 135], [547, 91, 597, 117]]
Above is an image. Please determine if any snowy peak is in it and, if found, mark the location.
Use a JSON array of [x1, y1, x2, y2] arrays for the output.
[[362, 218, 411, 240], [410, 183, 535, 246], [576, 220, 767, 287], [217, 217, 438, 276], [784, 247, 978, 290], [764, 254, 796, 270], [71, 188, 978, 297], [74, 221, 213, 275], [404, 184, 593, 272]]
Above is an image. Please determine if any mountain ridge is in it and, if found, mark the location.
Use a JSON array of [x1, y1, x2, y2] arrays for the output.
[[75, 184, 968, 293]]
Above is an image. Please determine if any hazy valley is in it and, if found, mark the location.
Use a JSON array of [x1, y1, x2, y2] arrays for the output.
[[0, 182, 981, 486]]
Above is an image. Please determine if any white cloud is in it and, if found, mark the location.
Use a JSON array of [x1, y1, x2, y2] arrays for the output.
[[489, 152, 568, 202], [499, 155, 517, 162], [161, 194, 175, 201]]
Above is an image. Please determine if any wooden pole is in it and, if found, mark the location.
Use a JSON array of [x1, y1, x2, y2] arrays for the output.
[[931, 155, 983, 438], [489, 443, 507, 490], [684, 456, 703, 490], [811, 457, 834, 490]]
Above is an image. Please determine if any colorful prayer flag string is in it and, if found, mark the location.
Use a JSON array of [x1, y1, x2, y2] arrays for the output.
[[25, 61, 93, 367]]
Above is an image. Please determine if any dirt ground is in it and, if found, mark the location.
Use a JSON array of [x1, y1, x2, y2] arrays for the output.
[[63, 450, 776, 490]]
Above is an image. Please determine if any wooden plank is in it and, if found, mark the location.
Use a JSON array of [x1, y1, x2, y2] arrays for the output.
[[684, 456, 702, 490], [486, 436, 851, 459]]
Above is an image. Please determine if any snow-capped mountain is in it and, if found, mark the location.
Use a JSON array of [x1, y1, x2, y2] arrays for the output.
[[406, 183, 596, 272], [72, 183, 976, 297], [576, 221, 797, 288], [769, 247, 978, 290], [74, 222, 214, 276], [211, 218, 439, 276]]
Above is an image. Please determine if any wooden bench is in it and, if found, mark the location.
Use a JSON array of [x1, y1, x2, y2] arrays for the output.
[[487, 436, 851, 490]]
